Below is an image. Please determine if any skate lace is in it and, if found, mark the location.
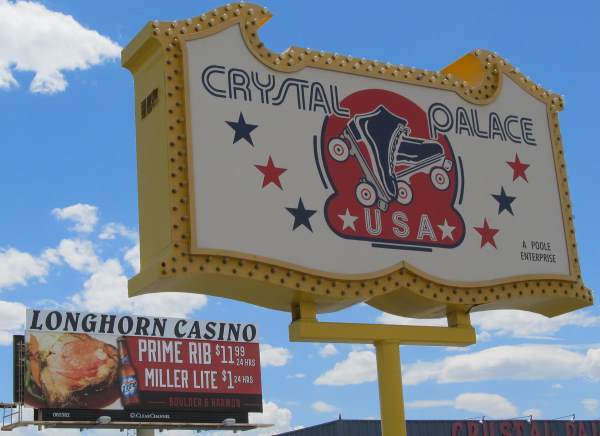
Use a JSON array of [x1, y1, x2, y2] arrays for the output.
[[389, 124, 406, 176]]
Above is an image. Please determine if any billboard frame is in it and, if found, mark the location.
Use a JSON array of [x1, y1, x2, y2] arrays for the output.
[[18, 310, 263, 428], [2, 419, 270, 432]]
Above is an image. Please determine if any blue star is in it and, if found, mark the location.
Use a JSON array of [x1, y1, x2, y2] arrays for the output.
[[492, 186, 516, 215], [286, 198, 317, 232], [226, 112, 258, 146]]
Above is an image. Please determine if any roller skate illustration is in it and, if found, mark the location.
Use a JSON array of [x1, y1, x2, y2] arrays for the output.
[[327, 105, 453, 210]]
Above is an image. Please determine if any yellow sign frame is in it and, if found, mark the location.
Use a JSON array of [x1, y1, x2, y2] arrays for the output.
[[122, 3, 591, 319]]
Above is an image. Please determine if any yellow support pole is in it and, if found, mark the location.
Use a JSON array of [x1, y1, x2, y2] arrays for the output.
[[289, 303, 476, 436], [375, 341, 405, 436]]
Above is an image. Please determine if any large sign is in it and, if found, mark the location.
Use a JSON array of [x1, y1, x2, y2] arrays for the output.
[[22, 309, 262, 424], [122, 3, 591, 318]]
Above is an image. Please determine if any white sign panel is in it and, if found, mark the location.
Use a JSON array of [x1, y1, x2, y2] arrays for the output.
[[183, 26, 568, 284]]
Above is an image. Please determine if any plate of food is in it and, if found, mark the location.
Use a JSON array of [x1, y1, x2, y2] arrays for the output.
[[25, 332, 120, 409]]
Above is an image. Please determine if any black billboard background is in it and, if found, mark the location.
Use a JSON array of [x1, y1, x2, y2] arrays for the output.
[[13, 335, 24, 405], [35, 408, 249, 424]]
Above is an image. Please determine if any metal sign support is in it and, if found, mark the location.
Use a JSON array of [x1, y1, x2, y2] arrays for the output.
[[375, 340, 404, 435], [289, 301, 476, 436]]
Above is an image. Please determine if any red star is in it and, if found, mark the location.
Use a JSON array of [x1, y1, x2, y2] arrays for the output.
[[507, 153, 530, 182], [474, 218, 499, 249], [255, 156, 287, 190]]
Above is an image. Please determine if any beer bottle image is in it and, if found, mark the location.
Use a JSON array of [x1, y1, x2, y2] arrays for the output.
[[117, 337, 141, 408]]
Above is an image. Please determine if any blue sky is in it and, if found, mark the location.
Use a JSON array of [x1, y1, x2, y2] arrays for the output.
[[0, 0, 599, 434]]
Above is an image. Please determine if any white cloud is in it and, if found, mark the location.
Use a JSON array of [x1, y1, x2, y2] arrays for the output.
[[286, 373, 306, 379], [471, 310, 600, 339], [52, 204, 98, 233], [248, 401, 294, 436], [69, 257, 207, 318], [0, 204, 207, 340], [312, 400, 336, 413], [403, 359, 443, 386], [260, 344, 292, 367], [316, 344, 600, 387], [0, 247, 52, 289], [49, 206, 206, 318], [57, 239, 100, 273], [477, 331, 492, 342], [445, 346, 473, 353], [378, 310, 600, 339], [315, 350, 376, 386], [522, 408, 543, 419], [377, 312, 446, 327], [552, 383, 563, 389], [11, 424, 88, 435], [41, 247, 61, 265], [318, 343, 338, 357], [249, 401, 292, 425], [584, 348, 600, 380], [407, 393, 518, 418], [130, 292, 208, 319], [0, 0, 121, 94], [454, 393, 517, 418], [209, 401, 292, 436], [403, 345, 600, 385], [163, 401, 297, 436], [581, 398, 599, 414], [0, 300, 26, 345], [124, 242, 140, 274], [407, 399, 454, 409], [70, 258, 127, 312], [99, 223, 137, 241]]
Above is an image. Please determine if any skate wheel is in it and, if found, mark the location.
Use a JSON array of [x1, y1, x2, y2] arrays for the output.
[[328, 138, 350, 162], [431, 167, 450, 191], [356, 182, 377, 207], [396, 181, 413, 205]]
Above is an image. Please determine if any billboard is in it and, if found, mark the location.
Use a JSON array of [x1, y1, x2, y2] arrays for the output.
[[22, 309, 261, 423], [122, 3, 591, 319]]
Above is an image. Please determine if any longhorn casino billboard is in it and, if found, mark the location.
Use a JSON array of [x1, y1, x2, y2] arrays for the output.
[[122, 3, 591, 319], [20, 309, 262, 423]]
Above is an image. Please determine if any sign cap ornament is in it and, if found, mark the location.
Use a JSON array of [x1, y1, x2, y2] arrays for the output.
[[122, 3, 591, 320]]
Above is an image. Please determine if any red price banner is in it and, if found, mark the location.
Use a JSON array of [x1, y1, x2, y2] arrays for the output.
[[125, 337, 262, 395]]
